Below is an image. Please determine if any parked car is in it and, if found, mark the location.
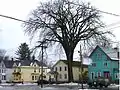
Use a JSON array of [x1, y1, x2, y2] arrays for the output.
[[88, 77, 110, 88]]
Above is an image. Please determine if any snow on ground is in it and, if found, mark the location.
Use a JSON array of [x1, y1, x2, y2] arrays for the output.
[[58, 82, 87, 86], [15, 83, 37, 86], [109, 84, 120, 87], [0, 83, 37, 86], [58, 82, 78, 85]]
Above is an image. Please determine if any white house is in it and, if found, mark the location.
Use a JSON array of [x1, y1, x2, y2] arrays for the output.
[[50, 60, 88, 83]]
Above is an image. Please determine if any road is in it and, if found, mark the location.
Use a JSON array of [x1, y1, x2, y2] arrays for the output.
[[0, 84, 119, 90]]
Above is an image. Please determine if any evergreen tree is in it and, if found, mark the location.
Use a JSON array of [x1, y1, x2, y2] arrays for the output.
[[16, 43, 32, 60]]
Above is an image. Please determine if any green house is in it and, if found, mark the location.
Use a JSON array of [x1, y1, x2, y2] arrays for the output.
[[88, 45, 119, 83]]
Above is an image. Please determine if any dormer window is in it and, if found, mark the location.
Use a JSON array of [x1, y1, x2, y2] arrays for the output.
[[34, 64, 36, 67]]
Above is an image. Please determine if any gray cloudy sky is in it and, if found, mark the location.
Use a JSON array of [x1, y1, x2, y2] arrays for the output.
[[0, 0, 120, 62]]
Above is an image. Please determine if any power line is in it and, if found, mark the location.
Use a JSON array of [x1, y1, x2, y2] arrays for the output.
[[0, 8, 120, 33], [0, 14, 31, 24], [0, 6, 119, 23], [102, 25, 120, 31], [97, 10, 120, 17], [105, 21, 120, 28]]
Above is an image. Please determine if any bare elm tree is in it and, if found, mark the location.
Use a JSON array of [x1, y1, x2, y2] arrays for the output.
[[24, 0, 113, 82]]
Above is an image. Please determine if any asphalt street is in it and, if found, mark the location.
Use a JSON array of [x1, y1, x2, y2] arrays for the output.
[[0, 84, 119, 90]]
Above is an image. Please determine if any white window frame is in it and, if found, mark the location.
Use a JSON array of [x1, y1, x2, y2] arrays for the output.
[[64, 74, 67, 79], [115, 73, 118, 79], [59, 74, 62, 79], [104, 62, 107, 67], [97, 72, 101, 77], [91, 72, 94, 79]]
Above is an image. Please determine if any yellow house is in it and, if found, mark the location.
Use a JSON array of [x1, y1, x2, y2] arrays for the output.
[[12, 60, 50, 83], [50, 60, 88, 82]]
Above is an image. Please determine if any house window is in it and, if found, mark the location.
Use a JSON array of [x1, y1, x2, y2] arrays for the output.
[[2, 69, 4, 73], [32, 76, 34, 80], [34, 64, 36, 67], [2, 75, 6, 80], [35, 76, 37, 80], [91, 72, 94, 79], [97, 72, 101, 77], [14, 69, 16, 72], [55, 67, 57, 71], [97, 52, 102, 58], [64, 74, 67, 79], [39, 69, 40, 72], [59, 74, 62, 79], [60, 67, 62, 71], [34, 68, 36, 73], [65, 66, 67, 71], [92, 63, 96, 67], [104, 62, 107, 66], [43, 69, 45, 72], [115, 73, 118, 79]]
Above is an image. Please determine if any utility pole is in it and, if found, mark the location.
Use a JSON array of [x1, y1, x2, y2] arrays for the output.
[[38, 41, 47, 88], [78, 44, 84, 89]]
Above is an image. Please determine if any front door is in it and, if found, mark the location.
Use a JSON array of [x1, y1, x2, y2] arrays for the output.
[[104, 71, 110, 78]]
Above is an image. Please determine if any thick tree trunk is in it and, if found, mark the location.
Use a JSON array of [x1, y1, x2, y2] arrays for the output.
[[66, 51, 74, 82]]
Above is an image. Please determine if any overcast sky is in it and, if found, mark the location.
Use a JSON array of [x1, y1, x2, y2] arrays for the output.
[[0, 0, 120, 63]]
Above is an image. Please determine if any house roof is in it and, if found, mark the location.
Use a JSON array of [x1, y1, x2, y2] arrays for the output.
[[101, 47, 119, 60], [53, 60, 88, 68], [89, 45, 119, 61], [3, 60, 14, 68], [2, 60, 20, 68], [19, 60, 47, 67], [0, 59, 47, 68]]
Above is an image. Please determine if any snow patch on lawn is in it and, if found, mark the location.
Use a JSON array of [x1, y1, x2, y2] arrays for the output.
[[59, 82, 78, 85], [16, 83, 37, 85], [41, 87, 60, 90]]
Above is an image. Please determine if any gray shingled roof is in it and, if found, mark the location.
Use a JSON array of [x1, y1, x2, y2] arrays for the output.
[[53, 60, 88, 68], [3, 60, 14, 68], [19, 60, 47, 67], [3, 60, 20, 68], [0, 59, 47, 68], [100, 46, 119, 60]]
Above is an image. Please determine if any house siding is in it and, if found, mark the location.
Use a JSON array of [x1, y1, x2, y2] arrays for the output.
[[53, 60, 88, 82], [54, 61, 68, 82], [88, 46, 119, 83]]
